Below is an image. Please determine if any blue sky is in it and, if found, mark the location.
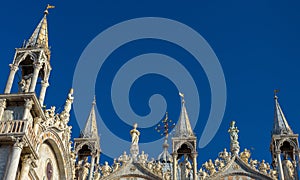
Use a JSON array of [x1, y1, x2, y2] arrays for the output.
[[0, 1, 300, 167]]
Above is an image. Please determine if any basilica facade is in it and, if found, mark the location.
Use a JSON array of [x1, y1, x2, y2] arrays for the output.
[[0, 6, 299, 180]]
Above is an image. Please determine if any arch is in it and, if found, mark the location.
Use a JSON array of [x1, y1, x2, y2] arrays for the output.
[[278, 139, 297, 151], [174, 141, 195, 153], [37, 130, 68, 180], [220, 172, 272, 180], [75, 141, 97, 154], [15, 52, 37, 66]]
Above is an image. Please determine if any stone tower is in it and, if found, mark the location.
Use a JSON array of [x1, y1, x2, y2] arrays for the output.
[[4, 6, 52, 107], [0, 5, 74, 180], [74, 97, 101, 180], [172, 93, 197, 180], [270, 93, 300, 180]]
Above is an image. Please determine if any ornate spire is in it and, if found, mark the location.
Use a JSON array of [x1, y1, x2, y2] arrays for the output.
[[272, 91, 293, 135], [173, 93, 194, 137], [80, 96, 99, 139], [25, 4, 55, 49], [157, 137, 172, 163], [156, 113, 173, 163]]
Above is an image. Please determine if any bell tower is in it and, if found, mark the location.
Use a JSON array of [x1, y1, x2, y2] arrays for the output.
[[172, 93, 198, 180], [270, 92, 300, 180], [4, 5, 54, 106]]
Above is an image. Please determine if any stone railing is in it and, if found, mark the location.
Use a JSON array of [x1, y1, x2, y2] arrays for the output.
[[0, 120, 38, 153], [0, 120, 27, 134]]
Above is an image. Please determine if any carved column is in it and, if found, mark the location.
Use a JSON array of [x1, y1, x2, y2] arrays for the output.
[[4, 140, 25, 180], [29, 62, 43, 92], [19, 155, 32, 180], [39, 81, 49, 106], [192, 152, 198, 180], [276, 152, 284, 180], [88, 154, 96, 180], [4, 64, 19, 93], [172, 153, 178, 180], [0, 99, 7, 120], [23, 99, 33, 121]]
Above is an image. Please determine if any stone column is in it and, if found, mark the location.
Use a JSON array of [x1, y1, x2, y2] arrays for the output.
[[4, 64, 19, 93], [296, 151, 300, 180], [298, 151, 300, 172], [0, 99, 7, 120], [29, 62, 43, 92], [19, 155, 32, 180], [4, 140, 24, 180], [276, 152, 284, 180], [96, 152, 100, 165], [172, 153, 178, 180], [192, 152, 198, 180], [39, 81, 49, 106], [88, 155, 96, 180], [23, 99, 33, 120]]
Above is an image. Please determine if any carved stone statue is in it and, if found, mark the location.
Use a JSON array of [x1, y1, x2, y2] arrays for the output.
[[130, 123, 140, 145], [154, 161, 163, 176], [228, 121, 240, 155], [118, 151, 130, 164], [258, 160, 270, 174], [249, 159, 258, 169], [269, 169, 278, 179], [198, 168, 208, 180], [56, 89, 74, 129], [101, 161, 112, 177], [18, 74, 32, 93], [112, 158, 121, 171], [163, 169, 171, 180], [203, 159, 216, 175], [228, 121, 239, 142], [179, 155, 192, 179], [93, 165, 101, 180], [138, 150, 148, 164], [147, 158, 155, 170], [214, 158, 225, 170], [63, 88, 74, 114], [75, 160, 83, 180], [218, 148, 231, 163], [282, 155, 295, 180], [81, 157, 90, 180], [240, 148, 251, 163]]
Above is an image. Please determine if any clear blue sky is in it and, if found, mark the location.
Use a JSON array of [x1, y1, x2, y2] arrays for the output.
[[0, 1, 300, 167]]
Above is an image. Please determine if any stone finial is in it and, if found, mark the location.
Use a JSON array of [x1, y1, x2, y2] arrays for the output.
[[228, 121, 240, 155]]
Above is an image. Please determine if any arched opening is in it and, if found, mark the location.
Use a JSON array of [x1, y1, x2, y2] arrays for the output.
[[280, 141, 294, 158], [36, 138, 66, 180]]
